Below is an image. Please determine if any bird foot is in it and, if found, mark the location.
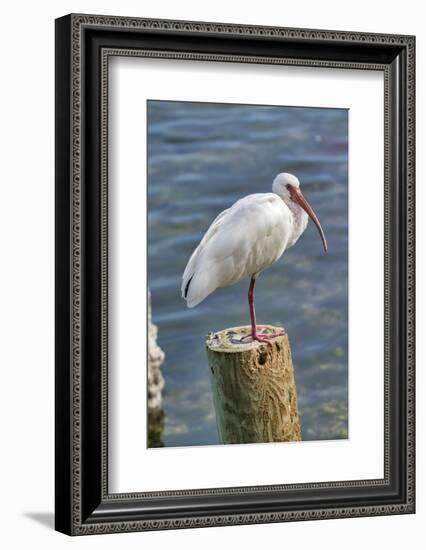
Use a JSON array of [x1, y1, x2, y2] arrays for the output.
[[239, 330, 286, 346]]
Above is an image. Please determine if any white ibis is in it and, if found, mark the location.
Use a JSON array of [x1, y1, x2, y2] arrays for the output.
[[181, 173, 328, 343]]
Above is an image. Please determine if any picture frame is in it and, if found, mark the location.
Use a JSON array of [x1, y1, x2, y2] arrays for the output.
[[55, 13, 415, 535]]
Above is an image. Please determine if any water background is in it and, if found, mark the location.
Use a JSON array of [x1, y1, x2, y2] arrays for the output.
[[147, 100, 348, 447]]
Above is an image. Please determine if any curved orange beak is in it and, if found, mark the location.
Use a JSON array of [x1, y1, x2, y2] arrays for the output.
[[290, 186, 328, 253]]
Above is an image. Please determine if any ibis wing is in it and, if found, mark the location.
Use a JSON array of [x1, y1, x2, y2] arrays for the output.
[[181, 194, 290, 308], [181, 207, 230, 297]]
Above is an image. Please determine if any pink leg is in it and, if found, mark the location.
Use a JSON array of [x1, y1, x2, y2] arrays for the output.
[[248, 275, 256, 335], [240, 275, 286, 345]]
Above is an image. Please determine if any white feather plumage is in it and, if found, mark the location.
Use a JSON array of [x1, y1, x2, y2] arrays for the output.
[[181, 173, 312, 308]]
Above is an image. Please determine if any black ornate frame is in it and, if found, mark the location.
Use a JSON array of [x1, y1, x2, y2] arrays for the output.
[[55, 13, 415, 535]]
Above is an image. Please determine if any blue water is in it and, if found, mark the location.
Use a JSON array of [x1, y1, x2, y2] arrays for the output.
[[147, 100, 348, 447]]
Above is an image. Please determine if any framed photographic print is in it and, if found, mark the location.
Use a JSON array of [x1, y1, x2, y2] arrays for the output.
[[55, 14, 415, 535]]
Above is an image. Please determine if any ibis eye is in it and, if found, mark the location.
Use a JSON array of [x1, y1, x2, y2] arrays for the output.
[[286, 184, 291, 190]]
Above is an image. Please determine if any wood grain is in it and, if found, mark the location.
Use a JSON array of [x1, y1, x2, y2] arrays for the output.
[[206, 325, 301, 444]]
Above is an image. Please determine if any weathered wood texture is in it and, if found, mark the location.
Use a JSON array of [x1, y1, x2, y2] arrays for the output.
[[206, 325, 301, 444], [148, 290, 165, 410]]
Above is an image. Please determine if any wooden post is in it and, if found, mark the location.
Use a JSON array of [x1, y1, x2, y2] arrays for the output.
[[147, 290, 165, 447], [206, 325, 301, 444], [148, 290, 165, 411]]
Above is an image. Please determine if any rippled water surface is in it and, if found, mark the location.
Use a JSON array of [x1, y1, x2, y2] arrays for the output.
[[147, 100, 348, 447]]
